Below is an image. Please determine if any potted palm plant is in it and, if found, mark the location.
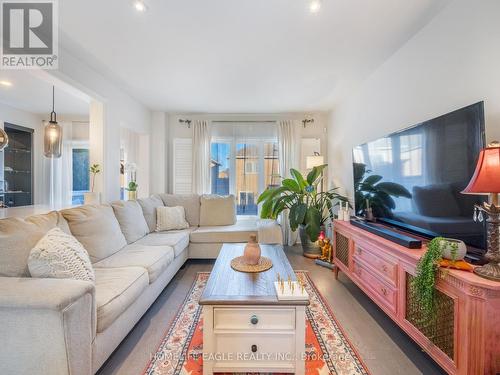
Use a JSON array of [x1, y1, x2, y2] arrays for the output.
[[258, 164, 349, 257], [353, 162, 412, 217]]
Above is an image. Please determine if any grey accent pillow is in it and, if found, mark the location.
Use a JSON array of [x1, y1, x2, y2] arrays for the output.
[[156, 206, 189, 231], [199, 194, 237, 226], [111, 200, 149, 243], [137, 195, 165, 232], [413, 184, 461, 217], [28, 227, 95, 282]]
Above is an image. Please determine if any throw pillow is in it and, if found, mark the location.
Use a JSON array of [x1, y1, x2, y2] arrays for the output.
[[156, 206, 190, 231], [28, 227, 95, 282]]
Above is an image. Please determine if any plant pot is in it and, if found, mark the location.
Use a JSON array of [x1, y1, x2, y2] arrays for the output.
[[83, 192, 101, 205], [299, 225, 323, 259], [439, 238, 467, 261], [128, 191, 137, 201]]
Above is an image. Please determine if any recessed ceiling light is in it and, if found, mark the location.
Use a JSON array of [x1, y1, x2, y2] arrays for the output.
[[309, 0, 321, 13], [133, 0, 147, 12], [0, 80, 12, 87]]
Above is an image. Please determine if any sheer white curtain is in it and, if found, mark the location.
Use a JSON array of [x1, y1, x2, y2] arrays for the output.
[[50, 121, 73, 208], [192, 120, 210, 194], [278, 120, 300, 246]]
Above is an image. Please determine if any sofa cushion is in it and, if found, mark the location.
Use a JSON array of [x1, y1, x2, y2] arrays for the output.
[[0, 211, 69, 277], [93, 243, 174, 283], [135, 230, 191, 258], [137, 195, 164, 232], [413, 184, 461, 217], [28, 227, 95, 282], [190, 221, 257, 243], [61, 205, 127, 263], [158, 194, 200, 226], [199, 195, 236, 226], [94, 267, 148, 333], [110, 200, 149, 244], [156, 206, 189, 231]]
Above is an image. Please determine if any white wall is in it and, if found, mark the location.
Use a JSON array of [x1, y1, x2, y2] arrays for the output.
[[0, 102, 47, 204], [328, 0, 500, 198], [165, 112, 329, 193], [49, 47, 152, 201], [150, 111, 167, 194]]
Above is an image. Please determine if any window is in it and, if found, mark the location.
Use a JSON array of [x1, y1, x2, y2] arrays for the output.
[[210, 137, 279, 216], [400, 134, 423, 177], [211, 142, 230, 196], [72, 148, 90, 204]]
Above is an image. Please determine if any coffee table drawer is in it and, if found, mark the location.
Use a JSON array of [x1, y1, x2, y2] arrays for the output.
[[215, 332, 295, 361], [214, 308, 295, 331]]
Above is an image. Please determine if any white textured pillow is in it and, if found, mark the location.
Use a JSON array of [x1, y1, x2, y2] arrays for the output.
[[156, 206, 189, 231], [28, 227, 95, 282]]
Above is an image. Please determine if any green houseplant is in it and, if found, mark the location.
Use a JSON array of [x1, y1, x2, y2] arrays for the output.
[[411, 237, 461, 329], [84, 164, 101, 205], [126, 181, 138, 201], [258, 164, 349, 256], [353, 162, 412, 218]]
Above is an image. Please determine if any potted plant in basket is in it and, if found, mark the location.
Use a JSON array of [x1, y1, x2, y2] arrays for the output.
[[258, 164, 349, 258], [84, 164, 101, 205]]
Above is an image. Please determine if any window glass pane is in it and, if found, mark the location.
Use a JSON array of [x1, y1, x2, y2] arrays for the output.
[[72, 148, 90, 205], [264, 142, 280, 189], [211, 142, 230, 195], [236, 143, 259, 215]]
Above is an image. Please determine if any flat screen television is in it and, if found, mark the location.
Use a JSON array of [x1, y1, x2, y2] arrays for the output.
[[352, 102, 487, 251]]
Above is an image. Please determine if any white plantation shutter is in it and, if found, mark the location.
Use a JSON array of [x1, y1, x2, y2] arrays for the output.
[[173, 138, 193, 194]]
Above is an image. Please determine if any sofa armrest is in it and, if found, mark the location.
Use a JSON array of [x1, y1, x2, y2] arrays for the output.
[[0, 277, 95, 375], [257, 219, 283, 245]]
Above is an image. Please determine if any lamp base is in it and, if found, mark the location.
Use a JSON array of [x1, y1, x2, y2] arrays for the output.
[[473, 262, 500, 281]]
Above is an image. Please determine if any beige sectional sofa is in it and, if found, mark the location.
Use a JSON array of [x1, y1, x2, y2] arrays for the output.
[[0, 194, 281, 375]]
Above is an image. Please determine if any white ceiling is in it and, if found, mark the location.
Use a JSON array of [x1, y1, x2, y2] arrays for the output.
[[0, 70, 90, 116], [59, 0, 450, 113]]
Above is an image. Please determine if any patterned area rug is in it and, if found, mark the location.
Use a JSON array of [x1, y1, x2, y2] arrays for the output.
[[144, 272, 370, 375]]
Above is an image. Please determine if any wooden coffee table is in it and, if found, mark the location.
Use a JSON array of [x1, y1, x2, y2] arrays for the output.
[[200, 243, 308, 375]]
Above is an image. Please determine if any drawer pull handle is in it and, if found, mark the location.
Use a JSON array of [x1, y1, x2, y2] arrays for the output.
[[357, 248, 362, 255], [250, 315, 259, 325], [251, 344, 258, 353], [381, 287, 388, 296]]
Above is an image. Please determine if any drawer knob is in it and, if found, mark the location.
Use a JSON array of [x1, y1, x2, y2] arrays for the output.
[[250, 315, 259, 325], [251, 344, 258, 353], [381, 287, 388, 296], [382, 265, 388, 272]]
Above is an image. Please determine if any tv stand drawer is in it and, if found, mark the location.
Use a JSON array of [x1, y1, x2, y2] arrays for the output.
[[353, 260, 397, 315], [353, 244, 398, 286]]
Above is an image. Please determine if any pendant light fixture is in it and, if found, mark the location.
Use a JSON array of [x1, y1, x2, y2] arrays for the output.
[[43, 86, 62, 158]]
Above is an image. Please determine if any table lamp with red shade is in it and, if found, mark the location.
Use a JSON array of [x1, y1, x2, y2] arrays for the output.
[[462, 141, 500, 281]]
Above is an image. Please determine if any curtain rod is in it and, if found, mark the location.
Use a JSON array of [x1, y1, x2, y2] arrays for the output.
[[212, 120, 277, 124]]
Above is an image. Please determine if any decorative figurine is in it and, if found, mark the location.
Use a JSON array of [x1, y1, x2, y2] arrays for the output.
[[243, 234, 261, 265]]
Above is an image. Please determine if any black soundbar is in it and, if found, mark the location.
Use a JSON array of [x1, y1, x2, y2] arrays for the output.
[[350, 219, 422, 249]]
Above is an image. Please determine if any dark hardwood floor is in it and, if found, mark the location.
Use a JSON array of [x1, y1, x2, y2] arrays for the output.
[[97, 245, 446, 375]]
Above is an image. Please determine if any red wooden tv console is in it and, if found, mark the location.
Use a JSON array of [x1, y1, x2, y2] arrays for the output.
[[332, 220, 500, 375]]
